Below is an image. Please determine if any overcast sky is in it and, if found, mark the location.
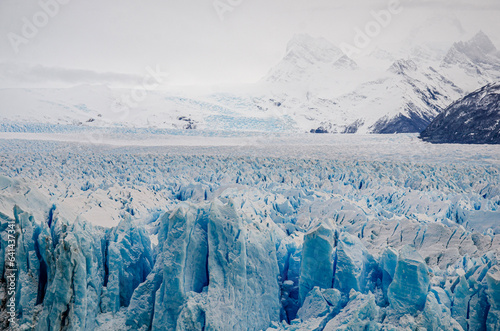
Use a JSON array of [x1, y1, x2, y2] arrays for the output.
[[0, 0, 499, 87]]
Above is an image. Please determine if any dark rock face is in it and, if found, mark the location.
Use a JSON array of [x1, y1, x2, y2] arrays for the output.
[[371, 111, 434, 134], [310, 127, 329, 134], [342, 120, 364, 134], [420, 83, 500, 144]]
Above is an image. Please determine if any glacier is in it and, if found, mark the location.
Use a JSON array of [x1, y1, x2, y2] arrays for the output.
[[0, 137, 500, 330]]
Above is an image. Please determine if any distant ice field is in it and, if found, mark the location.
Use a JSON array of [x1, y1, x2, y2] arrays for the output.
[[1, 131, 499, 164]]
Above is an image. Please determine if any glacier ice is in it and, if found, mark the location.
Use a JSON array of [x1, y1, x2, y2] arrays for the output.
[[298, 224, 335, 304], [297, 287, 341, 321], [36, 214, 107, 331], [204, 200, 281, 330], [486, 266, 500, 330], [322, 290, 379, 331], [1, 140, 500, 330], [101, 215, 153, 314], [152, 204, 208, 330], [380, 247, 398, 303], [333, 232, 377, 295], [418, 291, 463, 331], [387, 245, 431, 315]]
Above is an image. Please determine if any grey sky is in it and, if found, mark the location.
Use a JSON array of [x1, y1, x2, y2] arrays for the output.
[[0, 0, 499, 87]]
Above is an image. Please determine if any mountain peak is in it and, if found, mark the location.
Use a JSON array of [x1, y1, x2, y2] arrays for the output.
[[286, 34, 331, 48], [264, 34, 354, 83], [286, 33, 319, 51], [465, 30, 497, 54], [444, 31, 498, 65], [284, 34, 344, 63], [388, 59, 418, 75]]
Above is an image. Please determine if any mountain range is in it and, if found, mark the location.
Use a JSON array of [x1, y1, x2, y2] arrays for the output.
[[1, 31, 499, 135], [259, 31, 500, 134]]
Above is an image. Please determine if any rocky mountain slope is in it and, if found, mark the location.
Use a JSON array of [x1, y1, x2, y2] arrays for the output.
[[420, 82, 500, 144]]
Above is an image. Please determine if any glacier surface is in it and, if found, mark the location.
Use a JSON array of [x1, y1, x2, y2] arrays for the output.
[[0, 137, 499, 330]]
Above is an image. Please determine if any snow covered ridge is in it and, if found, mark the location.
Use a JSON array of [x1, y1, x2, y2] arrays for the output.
[[420, 82, 500, 144], [1, 139, 500, 330]]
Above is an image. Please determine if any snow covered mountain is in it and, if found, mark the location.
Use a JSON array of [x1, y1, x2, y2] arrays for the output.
[[420, 82, 500, 144], [441, 31, 500, 91], [257, 32, 500, 134], [1, 32, 499, 135], [322, 59, 463, 133]]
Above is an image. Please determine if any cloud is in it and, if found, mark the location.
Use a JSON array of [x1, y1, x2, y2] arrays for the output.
[[0, 0, 498, 86], [0, 62, 145, 88]]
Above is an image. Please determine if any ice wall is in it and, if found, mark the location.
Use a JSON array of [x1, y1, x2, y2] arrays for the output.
[[2, 198, 499, 331]]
